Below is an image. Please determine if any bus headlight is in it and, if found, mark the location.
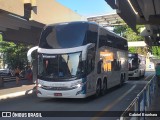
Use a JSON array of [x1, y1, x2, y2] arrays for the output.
[[70, 81, 84, 88], [37, 80, 44, 87], [37, 84, 42, 87], [76, 84, 81, 88]]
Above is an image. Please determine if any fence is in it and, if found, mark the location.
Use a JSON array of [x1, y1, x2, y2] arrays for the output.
[[0, 75, 25, 82], [120, 75, 157, 120]]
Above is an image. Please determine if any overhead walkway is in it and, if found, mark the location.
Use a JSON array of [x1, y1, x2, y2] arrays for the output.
[[0, 0, 82, 45], [0, 11, 44, 45], [105, 0, 160, 46], [87, 13, 124, 27]]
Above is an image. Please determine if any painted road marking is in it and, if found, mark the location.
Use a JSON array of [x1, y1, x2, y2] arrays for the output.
[[92, 85, 136, 120]]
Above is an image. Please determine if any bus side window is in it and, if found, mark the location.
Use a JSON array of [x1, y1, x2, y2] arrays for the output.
[[86, 47, 95, 74]]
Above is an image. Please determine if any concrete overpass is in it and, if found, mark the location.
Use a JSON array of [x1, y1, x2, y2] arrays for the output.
[[87, 13, 124, 27], [105, 0, 160, 47], [0, 0, 154, 47], [0, 0, 83, 45]]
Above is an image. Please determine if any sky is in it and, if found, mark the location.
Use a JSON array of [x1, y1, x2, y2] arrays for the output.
[[56, 0, 115, 17]]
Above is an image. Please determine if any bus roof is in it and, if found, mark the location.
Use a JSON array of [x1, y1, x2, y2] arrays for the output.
[[44, 21, 97, 29], [39, 21, 127, 49]]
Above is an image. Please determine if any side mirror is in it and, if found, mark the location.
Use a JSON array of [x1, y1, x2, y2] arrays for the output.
[[138, 59, 141, 64]]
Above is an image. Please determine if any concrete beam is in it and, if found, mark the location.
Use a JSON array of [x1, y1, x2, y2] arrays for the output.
[[105, 0, 117, 9], [5, 13, 43, 28], [0, 11, 43, 30], [28, 20, 44, 28], [116, 0, 137, 32], [2, 27, 42, 45], [0, 20, 19, 30], [0, 14, 31, 29]]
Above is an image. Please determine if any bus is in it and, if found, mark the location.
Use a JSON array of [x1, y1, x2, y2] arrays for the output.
[[128, 53, 146, 78], [36, 21, 128, 98]]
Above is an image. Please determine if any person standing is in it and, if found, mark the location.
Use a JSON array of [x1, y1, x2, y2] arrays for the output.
[[15, 67, 21, 85], [26, 66, 33, 83]]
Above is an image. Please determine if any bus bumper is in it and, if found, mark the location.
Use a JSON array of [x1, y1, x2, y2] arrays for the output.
[[36, 87, 87, 98], [128, 70, 139, 78]]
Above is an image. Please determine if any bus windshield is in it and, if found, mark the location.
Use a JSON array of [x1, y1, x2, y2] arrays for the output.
[[38, 52, 84, 80], [128, 57, 138, 70], [39, 23, 88, 49]]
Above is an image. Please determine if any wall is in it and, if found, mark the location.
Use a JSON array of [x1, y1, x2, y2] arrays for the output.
[[30, 0, 83, 24]]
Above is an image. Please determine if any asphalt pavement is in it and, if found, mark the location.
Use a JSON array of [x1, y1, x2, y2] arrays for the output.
[[0, 74, 159, 119]]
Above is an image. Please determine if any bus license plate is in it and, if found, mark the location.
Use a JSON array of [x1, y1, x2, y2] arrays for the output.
[[54, 93, 62, 96]]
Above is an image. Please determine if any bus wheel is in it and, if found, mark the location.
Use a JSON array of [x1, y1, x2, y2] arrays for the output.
[[101, 79, 107, 95], [95, 80, 101, 97], [119, 75, 124, 87], [137, 71, 141, 79]]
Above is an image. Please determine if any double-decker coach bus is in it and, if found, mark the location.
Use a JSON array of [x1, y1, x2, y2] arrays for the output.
[[128, 53, 146, 78], [37, 21, 128, 98]]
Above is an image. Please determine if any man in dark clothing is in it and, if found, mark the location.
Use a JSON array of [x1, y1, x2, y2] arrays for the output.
[[26, 66, 33, 83]]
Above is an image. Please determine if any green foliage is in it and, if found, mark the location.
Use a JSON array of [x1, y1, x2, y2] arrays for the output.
[[128, 47, 148, 56], [123, 27, 144, 42], [151, 46, 160, 58], [0, 34, 31, 69], [113, 22, 147, 55], [113, 24, 127, 36], [128, 47, 137, 53]]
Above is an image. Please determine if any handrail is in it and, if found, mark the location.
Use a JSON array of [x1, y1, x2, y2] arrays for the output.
[[120, 75, 156, 120]]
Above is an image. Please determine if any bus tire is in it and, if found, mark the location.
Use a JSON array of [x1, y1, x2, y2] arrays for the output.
[[95, 80, 101, 98], [101, 78, 107, 95], [119, 75, 124, 87], [142, 70, 145, 78]]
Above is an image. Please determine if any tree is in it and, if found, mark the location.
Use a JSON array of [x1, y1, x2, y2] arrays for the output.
[[0, 34, 31, 70], [113, 23, 148, 56], [151, 46, 160, 58], [113, 24, 127, 36]]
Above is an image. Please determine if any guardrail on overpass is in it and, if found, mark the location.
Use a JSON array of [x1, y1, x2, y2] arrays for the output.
[[120, 75, 158, 120]]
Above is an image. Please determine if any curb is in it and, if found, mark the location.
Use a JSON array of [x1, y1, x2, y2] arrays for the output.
[[0, 89, 36, 100]]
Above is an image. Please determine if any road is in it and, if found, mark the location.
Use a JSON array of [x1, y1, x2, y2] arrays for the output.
[[0, 71, 155, 120]]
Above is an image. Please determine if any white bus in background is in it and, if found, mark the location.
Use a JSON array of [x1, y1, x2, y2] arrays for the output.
[[36, 21, 128, 98], [128, 53, 146, 78], [148, 62, 155, 70]]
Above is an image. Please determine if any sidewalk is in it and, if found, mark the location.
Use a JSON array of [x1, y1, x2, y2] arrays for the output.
[[0, 79, 36, 100]]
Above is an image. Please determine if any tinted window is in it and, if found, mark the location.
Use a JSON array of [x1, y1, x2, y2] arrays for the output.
[[99, 28, 107, 48], [86, 47, 96, 74], [39, 23, 88, 49], [86, 24, 98, 47], [106, 34, 116, 47], [98, 28, 128, 50]]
